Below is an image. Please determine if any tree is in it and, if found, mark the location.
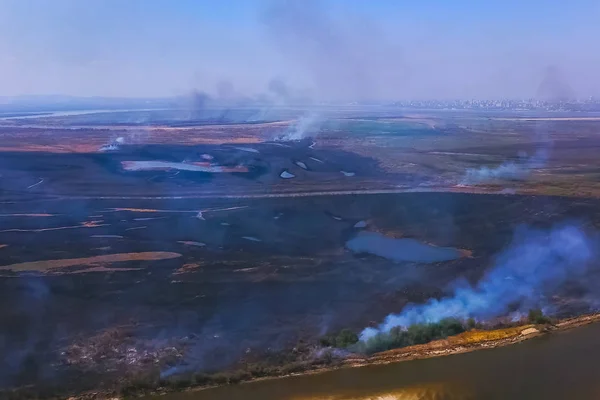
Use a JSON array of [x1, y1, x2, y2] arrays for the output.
[[335, 329, 359, 348], [467, 317, 477, 330], [528, 308, 551, 324]]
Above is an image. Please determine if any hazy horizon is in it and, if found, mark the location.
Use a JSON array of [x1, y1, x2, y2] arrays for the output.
[[1, 0, 599, 101]]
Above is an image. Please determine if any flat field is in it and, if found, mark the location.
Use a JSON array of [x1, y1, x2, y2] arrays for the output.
[[2, 109, 600, 397]]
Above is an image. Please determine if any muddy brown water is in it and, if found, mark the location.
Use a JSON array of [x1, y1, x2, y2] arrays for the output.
[[155, 323, 600, 400]]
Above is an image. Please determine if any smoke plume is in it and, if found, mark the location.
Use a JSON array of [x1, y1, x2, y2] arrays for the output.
[[216, 80, 236, 100], [185, 90, 211, 119], [361, 224, 597, 340], [0, 276, 55, 386], [262, 0, 404, 101], [277, 112, 321, 141], [462, 162, 525, 184], [461, 121, 552, 185], [267, 78, 292, 101], [537, 65, 575, 102], [461, 148, 549, 184]]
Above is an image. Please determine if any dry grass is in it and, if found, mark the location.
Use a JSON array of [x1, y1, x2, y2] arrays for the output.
[[371, 325, 535, 360], [0, 251, 182, 272], [450, 325, 534, 344], [173, 263, 202, 275]]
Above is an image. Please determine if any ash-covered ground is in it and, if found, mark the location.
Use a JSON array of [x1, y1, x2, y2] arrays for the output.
[[3, 112, 600, 396], [3, 192, 600, 394]]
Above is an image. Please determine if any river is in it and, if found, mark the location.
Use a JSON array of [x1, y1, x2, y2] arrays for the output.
[[155, 323, 600, 400]]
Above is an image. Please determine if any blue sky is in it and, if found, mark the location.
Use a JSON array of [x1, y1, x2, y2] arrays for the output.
[[0, 0, 598, 99]]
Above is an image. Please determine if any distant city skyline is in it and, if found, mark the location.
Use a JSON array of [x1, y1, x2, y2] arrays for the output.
[[1, 0, 599, 100]]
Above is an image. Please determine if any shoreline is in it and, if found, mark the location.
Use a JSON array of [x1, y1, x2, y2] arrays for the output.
[[110, 312, 600, 400], [346, 313, 600, 369], [262, 313, 600, 383]]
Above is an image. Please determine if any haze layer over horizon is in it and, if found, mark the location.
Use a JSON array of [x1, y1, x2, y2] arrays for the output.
[[1, 0, 599, 101]]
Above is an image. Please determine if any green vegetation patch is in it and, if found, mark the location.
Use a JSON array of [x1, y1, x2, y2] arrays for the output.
[[319, 328, 360, 349], [528, 308, 552, 325], [355, 318, 467, 355]]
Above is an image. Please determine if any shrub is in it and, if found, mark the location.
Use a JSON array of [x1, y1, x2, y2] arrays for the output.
[[467, 317, 477, 330], [192, 372, 211, 386], [320, 329, 359, 349], [320, 349, 334, 364], [281, 361, 308, 375], [226, 370, 251, 384], [528, 308, 551, 325], [335, 329, 359, 348], [246, 363, 274, 378], [361, 318, 467, 354], [211, 373, 230, 385], [171, 378, 192, 390], [438, 318, 466, 336], [319, 336, 334, 347]]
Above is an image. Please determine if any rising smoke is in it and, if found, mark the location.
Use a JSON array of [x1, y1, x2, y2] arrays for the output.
[[462, 162, 526, 183], [276, 112, 322, 141], [462, 147, 550, 184], [186, 90, 211, 119], [0, 276, 54, 386], [267, 78, 292, 102], [461, 121, 552, 185], [261, 0, 404, 102], [536, 65, 575, 102], [361, 223, 597, 340]]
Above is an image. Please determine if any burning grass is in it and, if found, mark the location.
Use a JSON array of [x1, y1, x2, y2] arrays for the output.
[[0, 252, 181, 272]]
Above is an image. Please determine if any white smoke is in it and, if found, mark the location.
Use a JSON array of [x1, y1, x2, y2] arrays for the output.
[[361, 224, 596, 340], [462, 162, 526, 184], [276, 112, 321, 141], [461, 124, 551, 185], [98, 136, 125, 152]]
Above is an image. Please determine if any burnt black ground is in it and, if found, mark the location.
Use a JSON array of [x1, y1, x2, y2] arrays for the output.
[[3, 189, 600, 391], [3, 136, 600, 394], [0, 140, 398, 201]]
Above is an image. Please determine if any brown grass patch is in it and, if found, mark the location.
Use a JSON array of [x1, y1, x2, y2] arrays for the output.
[[173, 263, 202, 275], [0, 252, 182, 272], [371, 325, 535, 360], [449, 325, 534, 344]]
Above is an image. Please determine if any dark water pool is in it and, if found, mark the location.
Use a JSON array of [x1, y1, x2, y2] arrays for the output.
[[346, 231, 462, 263]]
